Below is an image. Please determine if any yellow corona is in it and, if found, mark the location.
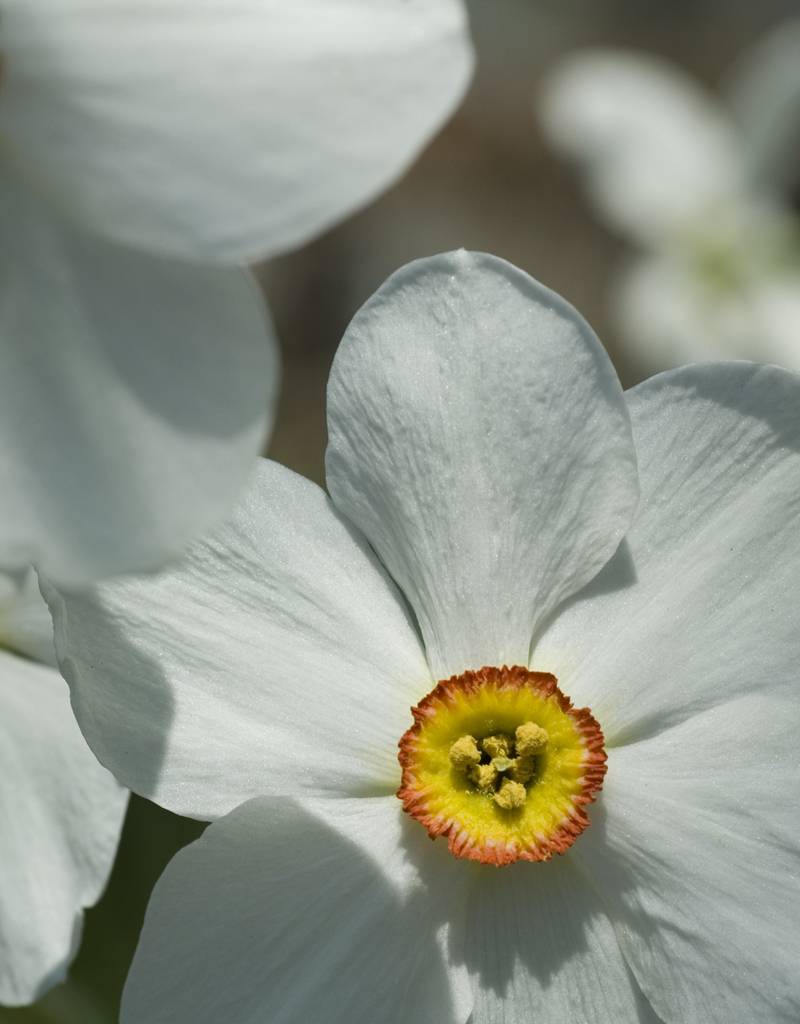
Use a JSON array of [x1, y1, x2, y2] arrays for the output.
[[397, 665, 606, 865]]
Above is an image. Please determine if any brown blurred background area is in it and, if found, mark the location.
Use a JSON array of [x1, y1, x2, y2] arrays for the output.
[[4, 1, 796, 1020]]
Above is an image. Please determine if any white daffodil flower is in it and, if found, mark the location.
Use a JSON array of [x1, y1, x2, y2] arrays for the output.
[[0, 0, 474, 264], [540, 21, 800, 372], [0, 571, 127, 1006], [0, 174, 280, 587], [46, 252, 800, 1022]]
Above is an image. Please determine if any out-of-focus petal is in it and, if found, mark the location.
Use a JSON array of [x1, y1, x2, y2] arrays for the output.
[[725, 16, 800, 195], [615, 252, 800, 375], [326, 251, 638, 681], [0, 651, 127, 1006], [0, 175, 279, 587], [747, 274, 800, 369], [613, 256, 742, 371], [0, 0, 474, 262], [0, 569, 56, 667], [540, 50, 744, 244]]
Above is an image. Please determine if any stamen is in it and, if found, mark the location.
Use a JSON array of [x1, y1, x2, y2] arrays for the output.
[[494, 778, 527, 810], [507, 757, 536, 784], [470, 762, 498, 790], [447, 720, 548, 805], [481, 734, 511, 759], [515, 722, 549, 756], [448, 735, 481, 769]]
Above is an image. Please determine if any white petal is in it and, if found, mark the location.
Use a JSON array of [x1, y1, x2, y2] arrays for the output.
[[725, 16, 800, 194], [121, 796, 471, 1024], [0, 569, 56, 667], [747, 275, 800, 370], [464, 854, 658, 1023], [540, 50, 744, 243], [0, 175, 279, 587], [0, 0, 473, 263], [534, 362, 800, 744], [46, 460, 432, 820], [326, 251, 638, 680], [0, 650, 127, 1006], [572, 694, 800, 1022], [614, 256, 744, 371], [615, 249, 800, 374]]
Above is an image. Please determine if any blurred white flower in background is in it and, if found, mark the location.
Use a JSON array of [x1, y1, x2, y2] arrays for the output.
[[0, 571, 127, 1006], [540, 18, 800, 373], [46, 253, 800, 1023], [0, 0, 473, 586], [0, 174, 280, 587], [0, 0, 474, 264]]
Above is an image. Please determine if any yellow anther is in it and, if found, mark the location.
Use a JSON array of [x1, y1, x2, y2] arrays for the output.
[[515, 722, 548, 757], [469, 762, 498, 791], [449, 735, 481, 770], [481, 734, 511, 759], [493, 778, 527, 810], [508, 756, 536, 785]]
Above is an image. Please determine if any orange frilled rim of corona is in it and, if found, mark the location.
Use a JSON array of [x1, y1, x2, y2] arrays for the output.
[[397, 665, 606, 866]]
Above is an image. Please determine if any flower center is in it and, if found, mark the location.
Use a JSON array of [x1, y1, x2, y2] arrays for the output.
[[447, 718, 550, 810], [397, 665, 606, 866]]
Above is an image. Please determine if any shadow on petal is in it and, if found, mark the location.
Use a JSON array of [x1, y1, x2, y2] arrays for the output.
[[400, 792, 659, 1021], [121, 796, 464, 1024], [48, 580, 176, 808], [531, 539, 638, 660]]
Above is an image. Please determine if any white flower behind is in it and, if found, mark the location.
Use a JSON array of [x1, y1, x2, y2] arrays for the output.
[[0, 572, 127, 1007], [46, 252, 800, 1022], [727, 17, 800, 198], [0, 0, 473, 583], [0, 175, 279, 587], [0, 0, 474, 263], [540, 22, 800, 372]]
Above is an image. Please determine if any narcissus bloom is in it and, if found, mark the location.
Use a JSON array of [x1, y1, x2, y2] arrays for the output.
[[0, 572, 127, 1006], [48, 252, 800, 1022], [0, 0, 473, 263], [541, 21, 800, 372]]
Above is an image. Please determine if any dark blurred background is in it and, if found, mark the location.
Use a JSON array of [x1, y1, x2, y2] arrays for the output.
[[5, 0, 797, 1019]]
